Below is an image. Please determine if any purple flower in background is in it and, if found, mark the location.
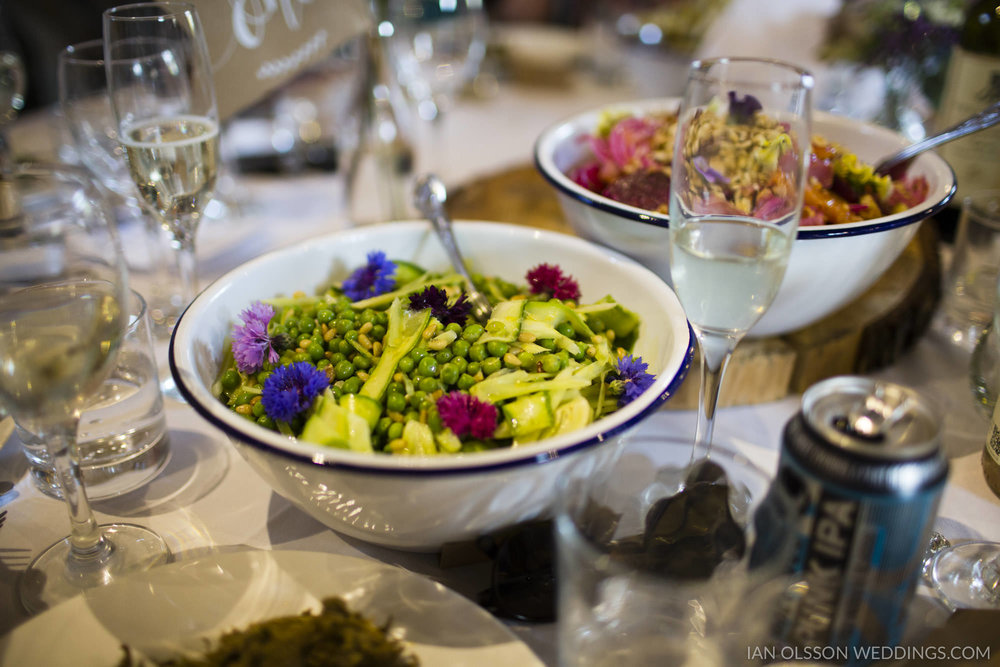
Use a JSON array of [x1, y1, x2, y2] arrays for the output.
[[343, 251, 396, 301], [693, 156, 729, 185], [232, 301, 279, 374], [612, 354, 656, 406], [728, 91, 762, 123], [262, 362, 329, 423], [408, 286, 472, 325]]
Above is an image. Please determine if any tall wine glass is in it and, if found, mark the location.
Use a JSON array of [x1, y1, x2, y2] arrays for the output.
[[668, 57, 813, 448], [103, 1, 220, 331], [381, 0, 487, 180], [0, 163, 170, 614], [928, 540, 1000, 611]]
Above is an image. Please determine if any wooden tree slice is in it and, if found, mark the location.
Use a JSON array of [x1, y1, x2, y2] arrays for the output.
[[447, 165, 942, 408]]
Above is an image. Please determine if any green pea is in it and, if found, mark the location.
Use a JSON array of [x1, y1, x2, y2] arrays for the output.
[[440, 363, 460, 386], [486, 320, 504, 335], [387, 392, 407, 413], [331, 384, 344, 400], [541, 354, 562, 374], [370, 324, 386, 340], [353, 355, 372, 370], [462, 323, 484, 342], [293, 351, 310, 363], [338, 340, 352, 355], [482, 357, 502, 375], [256, 414, 275, 430], [307, 341, 325, 361], [427, 409, 443, 433], [486, 341, 508, 357], [451, 356, 467, 374], [397, 356, 415, 374], [517, 351, 535, 368], [417, 356, 439, 377], [220, 369, 241, 391], [538, 338, 557, 350], [299, 317, 316, 333], [360, 309, 377, 324], [316, 308, 334, 324], [418, 376, 439, 393], [405, 409, 420, 422], [376, 416, 392, 434], [329, 352, 345, 365], [457, 373, 476, 390], [316, 358, 331, 370], [341, 308, 357, 320], [342, 376, 361, 394], [252, 400, 266, 418], [387, 422, 404, 440], [256, 371, 272, 385], [334, 296, 352, 311], [388, 381, 405, 394], [335, 359, 354, 380], [452, 339, 470, 358], [409, 390, 427, 407], [410, 348, 427, 362], [469, 343, 487, 362], [556, 322, 575, 338], [345, 330, 359, 342], [467, 361, 481, 376], [287, 326, 300, 340], [590, 319, 606, 333], [335, 318, 353, 334], [436, 349, 453, 364]]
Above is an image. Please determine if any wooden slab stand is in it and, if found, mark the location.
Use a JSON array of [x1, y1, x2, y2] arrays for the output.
[[447, 165, 942, 408]]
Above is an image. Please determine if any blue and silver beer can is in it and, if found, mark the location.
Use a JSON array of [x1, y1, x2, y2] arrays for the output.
[[750, 376, 948, 663]]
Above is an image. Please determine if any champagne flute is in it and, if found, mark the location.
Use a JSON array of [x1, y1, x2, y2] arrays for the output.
[[103, 2, 220, 331], [668, 57, 813, 447], [381, 0, 487, 181], [0, 163, 169, 614]]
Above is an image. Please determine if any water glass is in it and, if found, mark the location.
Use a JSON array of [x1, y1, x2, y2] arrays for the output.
[[934, 190, 1000, 351], [555, 434, 778, 666], [16, 289, 169, 499]]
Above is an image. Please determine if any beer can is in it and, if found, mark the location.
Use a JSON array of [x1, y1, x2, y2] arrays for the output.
[[750, 376, 948, 664]]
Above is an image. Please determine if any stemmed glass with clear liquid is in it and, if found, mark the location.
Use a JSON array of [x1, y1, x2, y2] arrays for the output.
[[668, 58, 813, 448], [382, 0, 487, 180], [0, 163, 170, 614], [103, 1, 220, 332]]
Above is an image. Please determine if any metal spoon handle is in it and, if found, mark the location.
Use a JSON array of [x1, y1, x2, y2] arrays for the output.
[[413, 174, 493, 324], [876, 100, 1000, 175]]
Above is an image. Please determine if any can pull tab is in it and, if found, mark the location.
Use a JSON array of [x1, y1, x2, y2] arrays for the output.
[[834, 392, 923, 442]]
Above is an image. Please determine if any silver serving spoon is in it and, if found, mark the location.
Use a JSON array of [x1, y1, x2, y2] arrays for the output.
[[413, 174, 493, 325], [875, 100, 1000, 178]]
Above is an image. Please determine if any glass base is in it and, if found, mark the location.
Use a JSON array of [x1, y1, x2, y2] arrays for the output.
[[18, 523, 170, 615], [929, 541, 1000, 611]]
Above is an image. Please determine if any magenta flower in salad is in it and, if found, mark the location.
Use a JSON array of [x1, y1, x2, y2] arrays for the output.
[[437, 391, 497, 440], [526, 263, 581, 302], [262, 362, 329, 423], [610, 354, 656, 406], [343, 251, 396, 301], [232, 301, 279, 374], [408, 285, 471, 325]]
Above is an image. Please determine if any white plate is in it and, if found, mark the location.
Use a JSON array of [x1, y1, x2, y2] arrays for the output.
[[0, 550, 544, 666]]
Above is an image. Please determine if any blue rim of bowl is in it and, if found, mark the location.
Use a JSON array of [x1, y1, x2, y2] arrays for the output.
[[532, 122, 958, 241], [168, 256, 697, 478]]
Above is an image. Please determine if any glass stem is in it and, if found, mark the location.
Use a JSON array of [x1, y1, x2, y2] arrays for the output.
[[171, 224, 199, 307], [46, 418, 106, 558], [694, 332, 740, 453]]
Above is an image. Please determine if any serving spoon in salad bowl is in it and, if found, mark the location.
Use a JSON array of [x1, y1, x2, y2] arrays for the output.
[[413, 173, 493, 325], [875, 99, 1000, 179]]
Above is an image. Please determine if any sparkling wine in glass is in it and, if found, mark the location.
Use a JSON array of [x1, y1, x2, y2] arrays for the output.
[[381, 0, 487, 181], [0, 163, 169, 614], [668, 57, 813, 447], [103, 1, 219, 331]]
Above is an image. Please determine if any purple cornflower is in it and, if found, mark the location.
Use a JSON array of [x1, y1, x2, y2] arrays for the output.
[[232, 301, 279, 374], [408, 286, 472, 325], [342, 251, 396, 301], [611, 354, 656, 406], [262, 362, 330, 423], [437, 391, 497, 440]]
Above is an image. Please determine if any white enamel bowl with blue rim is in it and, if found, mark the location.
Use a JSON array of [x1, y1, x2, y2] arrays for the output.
[[534, 99, 957, 337], [170, 220, 694, 551]]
